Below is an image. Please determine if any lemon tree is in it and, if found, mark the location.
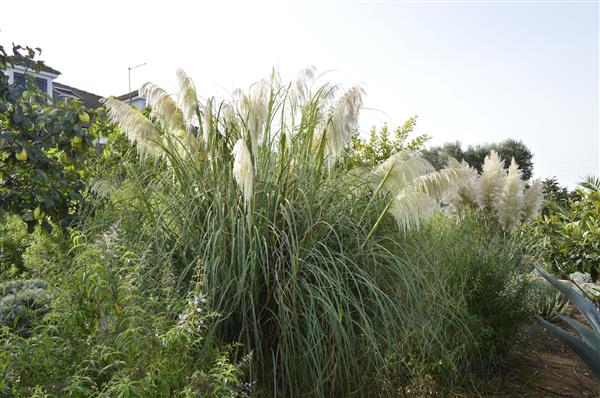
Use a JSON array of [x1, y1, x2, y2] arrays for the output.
[[0, 44, 106, 230]]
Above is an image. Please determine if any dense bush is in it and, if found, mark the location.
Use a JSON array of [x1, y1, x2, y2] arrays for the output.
[[0, 225, 243, 397], [0, 278, 51, 334], [0, 212, 29, 276], [0, 56, 543, 396], [0, 211, 67, 278], [524, 177, 600, 280], [401, 214, 534, 380]]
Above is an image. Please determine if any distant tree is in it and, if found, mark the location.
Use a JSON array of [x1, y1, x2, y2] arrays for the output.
[[419, 141, 462, 170], [347, 116, 430, 167], [421, 139, 534, 180]]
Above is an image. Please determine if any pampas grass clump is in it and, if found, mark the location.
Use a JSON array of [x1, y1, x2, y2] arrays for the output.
[[101, 69, 510, 396]]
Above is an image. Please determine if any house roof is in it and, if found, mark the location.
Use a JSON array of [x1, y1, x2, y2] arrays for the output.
[[53, 82, 103, 109], [116, 90, 141, 101], [7, 55, 62, 76]]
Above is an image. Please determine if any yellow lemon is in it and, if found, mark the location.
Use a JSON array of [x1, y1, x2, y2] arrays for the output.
[[71, 136, 83, 147], [78, 112, 90, 124], [33, 206, 45, 220], [15, 149, 28, 161]]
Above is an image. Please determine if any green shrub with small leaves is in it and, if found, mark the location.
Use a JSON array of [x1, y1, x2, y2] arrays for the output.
[[347, 117, 430, 167], [524, 177, 600, 280], [0, 279, 51, 334], [402, 214, 534, 379], [0, 225, 243, 397], [0, 210, 68, 278], [0, 211, 30, 277]]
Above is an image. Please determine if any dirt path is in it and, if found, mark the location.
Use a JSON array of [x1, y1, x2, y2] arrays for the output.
[[484, 322, 600, 397]]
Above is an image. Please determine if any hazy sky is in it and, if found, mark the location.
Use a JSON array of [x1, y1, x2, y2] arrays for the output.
[[1, 0, 598, 186]]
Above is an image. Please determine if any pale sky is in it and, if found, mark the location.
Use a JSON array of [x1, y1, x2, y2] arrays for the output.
[[1, 0, 598, 186]]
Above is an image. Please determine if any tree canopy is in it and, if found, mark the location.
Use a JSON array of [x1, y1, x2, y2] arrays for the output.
[[421, 139, 534, 180], [347, 116, 430, 167], [0, 44, 107, 230]]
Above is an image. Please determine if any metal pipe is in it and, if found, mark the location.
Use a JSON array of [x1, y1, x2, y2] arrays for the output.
[[127, 63, 146, 104]]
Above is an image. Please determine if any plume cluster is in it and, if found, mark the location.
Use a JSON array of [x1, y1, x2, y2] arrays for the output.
[[103, 68, 370, 211], [371, 151, 476, 231], [316, 86, 364, 166], [103, 97, 163, 160], [450, 150, 544, 229]]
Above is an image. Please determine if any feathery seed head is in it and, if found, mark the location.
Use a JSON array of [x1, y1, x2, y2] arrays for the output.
[[497, 158, 525, 230], [522, 178, 544, 222], [203, 97, 214, 143], [139, 82, 185, 137], [476, 150, 506, 211], [373, 151, 435, 196], [390, 191, 439, 232], [176, 69, 199, 132], [102, 97, 164, 160], [232, 139, 254, 205], [317, 86, 364, 166]]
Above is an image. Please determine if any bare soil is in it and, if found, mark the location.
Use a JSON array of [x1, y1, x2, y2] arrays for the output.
[[481, 320, 600, 397]]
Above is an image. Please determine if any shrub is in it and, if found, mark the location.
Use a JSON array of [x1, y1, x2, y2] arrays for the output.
[[0, 210, 68, 279], [0, 211, 29, 277], [0, 226, 243, 397], [347, 118, 430, 167], [524, 177, 600, 279], [0, 279, 51, 334], [0, 44, 116, 230], [401, 214, 534, 380]]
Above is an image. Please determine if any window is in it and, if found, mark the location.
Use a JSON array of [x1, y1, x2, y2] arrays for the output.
[[13, 72, 48, 94]]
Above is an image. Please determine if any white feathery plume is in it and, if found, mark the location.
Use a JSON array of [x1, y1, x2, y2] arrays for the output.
[[497, 158, 525, 230], [176, 69, 199, 132], [283, 67, 315, 143], [232, 139, 254, 205], [411, 166, 477, 202], [522, 178, 544, 222], [447, 156, 473, 171], [103, 97, 164, 160], [445, 157, 478, 211], [389, 190, 439, 232], [372, 151, 435, 196], [294, 66, 316, 104], [476, 150, 506, 211], [372, 153, 475, 233], [203, 97, 214, 143], [237, 79, 273, 155], [139, 82, 185, 137], [317, 86, 364, 166], [219, 102, 239, 136], [287, 67, 316, 117]]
